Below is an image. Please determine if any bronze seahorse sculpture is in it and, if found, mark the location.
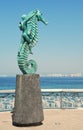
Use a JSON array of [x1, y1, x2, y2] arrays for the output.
[[17, 9, 48, 74]]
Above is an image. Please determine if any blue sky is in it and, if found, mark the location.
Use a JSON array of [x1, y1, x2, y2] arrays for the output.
[[0, 0, 83, 75]]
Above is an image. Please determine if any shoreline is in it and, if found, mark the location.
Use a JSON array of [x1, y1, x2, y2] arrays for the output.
[[1, 88, 83, 92]]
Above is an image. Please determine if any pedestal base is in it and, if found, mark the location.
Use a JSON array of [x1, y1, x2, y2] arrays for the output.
[[12, 74, 44, 126]]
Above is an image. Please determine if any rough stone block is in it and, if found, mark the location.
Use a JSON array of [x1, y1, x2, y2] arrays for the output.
[[12, 74, 44, 125]]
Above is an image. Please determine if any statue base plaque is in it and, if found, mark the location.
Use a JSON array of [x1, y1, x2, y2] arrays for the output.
[[12, 74, 44, 126]]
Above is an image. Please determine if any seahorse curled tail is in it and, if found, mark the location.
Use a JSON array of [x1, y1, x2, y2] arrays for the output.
[[17, 42, 37, 74]]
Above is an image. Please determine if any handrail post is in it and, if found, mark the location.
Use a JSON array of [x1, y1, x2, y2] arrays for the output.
[[60, 91, 63, 109]]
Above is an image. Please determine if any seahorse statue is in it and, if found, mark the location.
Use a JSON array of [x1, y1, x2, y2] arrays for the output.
[[17, 10, 48, 74]]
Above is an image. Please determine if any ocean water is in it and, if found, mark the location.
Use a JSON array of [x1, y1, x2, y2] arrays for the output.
[[0, 76, 83, 90]]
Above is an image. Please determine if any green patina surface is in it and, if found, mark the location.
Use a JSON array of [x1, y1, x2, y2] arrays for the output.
[[17, 9, 48, 74]]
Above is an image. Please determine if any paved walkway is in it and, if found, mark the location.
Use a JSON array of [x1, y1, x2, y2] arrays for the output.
[[0, 109, 83, 130]]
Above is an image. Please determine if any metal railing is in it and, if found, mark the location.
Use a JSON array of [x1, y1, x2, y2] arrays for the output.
[[0, 89, 83, 111]]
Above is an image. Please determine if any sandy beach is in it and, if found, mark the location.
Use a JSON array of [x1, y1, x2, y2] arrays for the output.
[[0, 109, 83, 130]]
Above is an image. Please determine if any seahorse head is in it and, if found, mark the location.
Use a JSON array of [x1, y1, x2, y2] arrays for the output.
[[35, 10, 48, 25]]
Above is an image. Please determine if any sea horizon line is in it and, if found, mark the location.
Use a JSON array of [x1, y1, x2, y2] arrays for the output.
[[0, 73, 83, 77]]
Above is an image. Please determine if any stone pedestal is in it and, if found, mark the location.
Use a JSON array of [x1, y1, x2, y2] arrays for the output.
[[12, 74, 44, 126]]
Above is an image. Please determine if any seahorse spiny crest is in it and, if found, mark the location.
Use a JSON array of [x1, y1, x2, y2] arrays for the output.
[[17, 10, 48, 74]]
